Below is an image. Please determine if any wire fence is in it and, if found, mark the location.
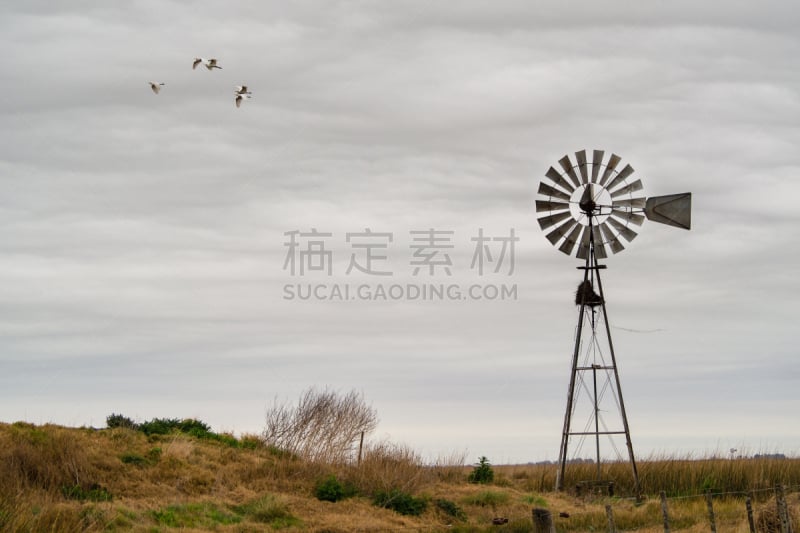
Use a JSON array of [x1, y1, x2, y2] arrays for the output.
[[550, 483, 800, 533], [354, 483, 800, 532], [271, 484, 800, 533]]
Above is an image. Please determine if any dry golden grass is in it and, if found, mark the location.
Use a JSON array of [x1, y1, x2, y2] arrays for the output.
[[2, 421, 800, 532], [493, 454, 800, 497]]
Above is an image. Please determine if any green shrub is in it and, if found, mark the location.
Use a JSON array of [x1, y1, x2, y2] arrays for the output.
[[138, 418, 181, 436], [121, 447, 161, 466], [120, 453, 146, 466], [146, 447, 162, 462], [434, 498, 466, 521], [373, 490, 428, 516], [106, 414, 138, 430], [137, 417, 216, 438], [205, 432, 239, 447], [179, 419, 211, 434], [61, 484, 112, 502], [468, 456, 494, 484], [314, 475, 356, 502]]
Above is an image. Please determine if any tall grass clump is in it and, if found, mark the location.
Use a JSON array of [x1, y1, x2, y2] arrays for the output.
[[460, 490, 510, 508], [496, 453, 800, 498], [343, 440, 429, 497], [236, 494, 300, 527], [1, 423, 93, 493], [429, 450, 469, 483], [150, 502, 241, 528], [0, 423, 108, 531], [637, 453, 800, 496]]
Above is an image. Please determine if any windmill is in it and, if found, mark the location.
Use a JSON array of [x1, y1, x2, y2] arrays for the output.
[[536, 149, 691, 496]]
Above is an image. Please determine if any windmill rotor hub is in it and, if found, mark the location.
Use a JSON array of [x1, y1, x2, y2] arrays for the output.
[[572, 184, 611, 223], [578, 197, 596, 214]]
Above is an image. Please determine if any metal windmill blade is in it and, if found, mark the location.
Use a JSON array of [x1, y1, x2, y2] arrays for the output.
[[536, 150, 691, 258]]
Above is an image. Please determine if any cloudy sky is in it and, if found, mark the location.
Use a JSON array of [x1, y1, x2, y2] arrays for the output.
[[1, 1, 798, 465]]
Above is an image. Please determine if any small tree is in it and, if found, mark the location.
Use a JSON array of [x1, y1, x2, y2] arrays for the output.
[[468, 456, 494, 484], [263, 387, 378, 463]]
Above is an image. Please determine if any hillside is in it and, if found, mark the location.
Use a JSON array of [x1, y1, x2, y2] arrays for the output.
[[2, 421, 800, 532]]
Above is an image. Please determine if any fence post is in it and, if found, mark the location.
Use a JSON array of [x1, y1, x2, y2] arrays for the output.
[[532, 508, 555, 533], [660, 491, 671, 533], [605, 504, 617, 533], [776, 484, 793, 533], [745, 495, 755, 533], [705, 490, 717, 533]]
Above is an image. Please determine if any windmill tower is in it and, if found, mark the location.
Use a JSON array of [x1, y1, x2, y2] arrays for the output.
[[536, 150, 691, 495]]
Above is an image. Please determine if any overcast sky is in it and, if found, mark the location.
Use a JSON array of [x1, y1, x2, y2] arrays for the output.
[[1, 1, 799, 465]]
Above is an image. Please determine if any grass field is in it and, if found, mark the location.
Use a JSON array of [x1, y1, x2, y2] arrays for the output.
[[1, 421, 799, 532]]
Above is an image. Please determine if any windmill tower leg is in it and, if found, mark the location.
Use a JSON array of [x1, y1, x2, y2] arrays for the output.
[[555, 252, 591, 491], [595, 268, 641, 498], [555, 223, 641, 497]]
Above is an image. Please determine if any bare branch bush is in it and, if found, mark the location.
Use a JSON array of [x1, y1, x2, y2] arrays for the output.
[[263, 387, 378, 464]]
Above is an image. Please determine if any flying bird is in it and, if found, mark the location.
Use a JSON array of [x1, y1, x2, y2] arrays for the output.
[[193, 57, 222, 70], [148, 81, 165, 94], [235, 93, 252, 108], [235, 85, 252, 95]]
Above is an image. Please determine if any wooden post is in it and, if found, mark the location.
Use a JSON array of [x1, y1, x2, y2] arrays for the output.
[[660, 491, 671, 533], [605, 504, 617, 533], [705, 490, 717, 533], [745, 496, 756, 533], [776, 484, 793, 533], [532, 508, 555, 533], [357, 431, 364, 466]]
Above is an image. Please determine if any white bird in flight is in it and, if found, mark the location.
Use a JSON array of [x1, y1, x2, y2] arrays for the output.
[[148, 81, 165, 94], [193, 57, 222, 70], [235, 85, 252, 95], [235, 93, 252, 108]]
